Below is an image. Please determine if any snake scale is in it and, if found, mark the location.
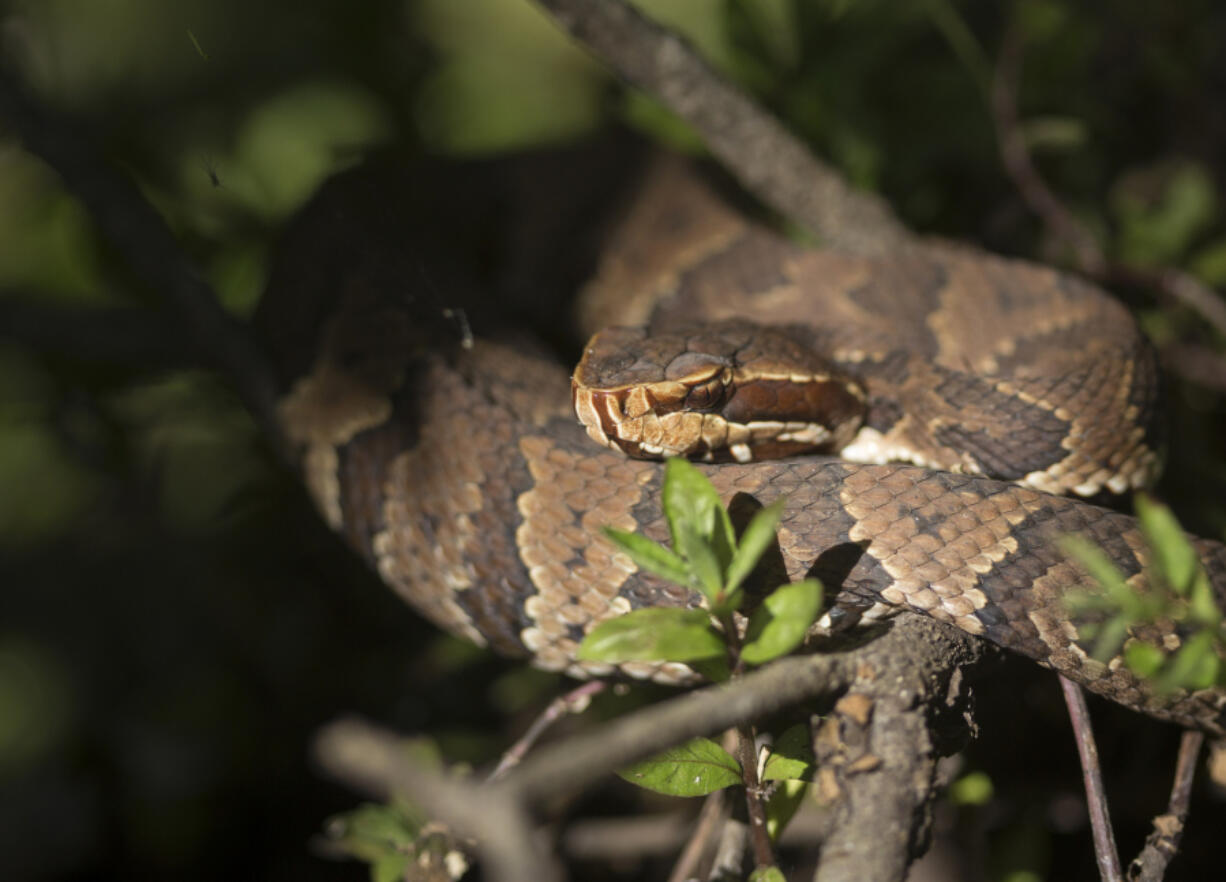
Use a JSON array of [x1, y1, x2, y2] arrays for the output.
[[263, 155, 1226, 736]]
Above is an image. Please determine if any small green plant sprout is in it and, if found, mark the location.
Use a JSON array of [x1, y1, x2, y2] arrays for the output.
[[577, 458, 824, 855], [576, 457, 823, 675], [1062, 494, 1225, 694]]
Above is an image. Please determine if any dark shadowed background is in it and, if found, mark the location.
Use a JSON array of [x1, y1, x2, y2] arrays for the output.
[[1, 1, 1225, 880]]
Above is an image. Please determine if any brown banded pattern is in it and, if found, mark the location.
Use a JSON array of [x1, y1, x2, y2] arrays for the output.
[[268, 156, 1226, 735]]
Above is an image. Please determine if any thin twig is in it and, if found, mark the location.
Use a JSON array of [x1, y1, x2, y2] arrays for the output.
[[668, 790, 730, 882], [733, 722, 775, 871], [990, 27, 1103, 272], [1059, 676, 1122, 882], [500, 615, 985, 811], [1127, 730, 1204, 882], [502, 651, 854, 805], [487, 680, 606, 782], [0, 65, 287, 459], [534, 0, 913, 256]]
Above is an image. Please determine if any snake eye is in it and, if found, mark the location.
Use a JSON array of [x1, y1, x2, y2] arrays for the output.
[[684, 375, 727, 411]]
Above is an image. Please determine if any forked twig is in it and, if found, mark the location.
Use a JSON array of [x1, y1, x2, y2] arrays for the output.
[[1128, 730, 1204, 882]]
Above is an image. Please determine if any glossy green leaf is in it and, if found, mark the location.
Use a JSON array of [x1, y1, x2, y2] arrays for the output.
[[576, 607, 725, 663], [662, 458, 735, 567], [674, 521, 726, 606], [602, 527, 690, 585], [724, 498, 785, 596], [618, 737, 742, 797], [741, 579, 823, 665], [762, 724, 815, 782]]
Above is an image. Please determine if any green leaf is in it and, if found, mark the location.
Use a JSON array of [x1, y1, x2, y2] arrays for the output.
[[1156, 630, 1221, 693], [724, 499, 785, 596], [1112, 161, 1217, 266], [688, 655, 732, 683], [1136, 495, 1201, 595], [618, 737, 742, 796], [1061, 536, 1134, 607], [749, 865, 788, 882], [1187, 573, 1223, 628], [674, 520, 727, 605], [764, 779, 808, 844], [741, 579, 823, 666], [602, 527, 690, 585], [762, 724, 815, 782], [372, 853, 412, 882], [1061, 535, 1158, 661], [1123, 641, 1166, 678], [576, 607, 725, 663], [662, 458, 735, 566], [325, 802, 421, 864]]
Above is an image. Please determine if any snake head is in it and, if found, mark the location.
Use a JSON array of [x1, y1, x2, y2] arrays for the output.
[[572, 322, 867, 463]]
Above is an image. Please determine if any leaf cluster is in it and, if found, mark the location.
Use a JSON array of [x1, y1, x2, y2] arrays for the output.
[[578, 459, 822, 676], [1063, 495, 1224, 693], [577, 459, 825, 848]]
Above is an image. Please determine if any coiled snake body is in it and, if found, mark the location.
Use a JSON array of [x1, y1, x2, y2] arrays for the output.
[[268, 158, 1226, 735]]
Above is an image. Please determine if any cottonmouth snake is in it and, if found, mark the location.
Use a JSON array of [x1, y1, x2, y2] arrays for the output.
[[261, 154, 1226, 736]]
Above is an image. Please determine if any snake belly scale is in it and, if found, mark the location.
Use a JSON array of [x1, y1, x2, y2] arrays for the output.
[[269, 158, 1226, 736]]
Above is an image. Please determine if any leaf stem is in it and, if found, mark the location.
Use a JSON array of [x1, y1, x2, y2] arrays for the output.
[[734, 721, 776, 871]]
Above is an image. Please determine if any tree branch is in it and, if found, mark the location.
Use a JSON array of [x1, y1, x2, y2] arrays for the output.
[[809, 620, 983, 882], [533, 0, 913, 256], [314, 717, 560, 882]]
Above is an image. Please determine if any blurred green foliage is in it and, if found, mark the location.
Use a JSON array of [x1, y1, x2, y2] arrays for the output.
[[1, 0, 1224, 880]]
